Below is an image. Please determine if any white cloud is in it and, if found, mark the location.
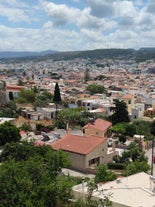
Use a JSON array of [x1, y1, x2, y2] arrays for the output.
[[146, 0, 155, 14], [77, 7, 116, 31], [0, 6, 31, 23], [41, 1, 80, 25], [0, 0, 155, 51], [86, 0, 116, 18]]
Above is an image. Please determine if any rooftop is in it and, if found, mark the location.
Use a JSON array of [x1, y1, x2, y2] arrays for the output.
[[73, 172, 155, 207], [52, 133, 106, 155], [83, 118, 112, 132]]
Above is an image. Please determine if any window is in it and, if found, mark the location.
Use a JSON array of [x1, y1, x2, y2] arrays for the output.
[[89, 157, 100, 166]]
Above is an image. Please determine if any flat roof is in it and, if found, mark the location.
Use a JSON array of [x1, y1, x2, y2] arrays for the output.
[[73, 172, 155, 207]]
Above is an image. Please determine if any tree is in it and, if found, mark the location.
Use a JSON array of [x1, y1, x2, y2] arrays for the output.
[[132, 119, 151, 139], [0, 121, 21, 146], [0, 101, 18, 118], [84, 68, 90, 82], [34, 91, 53, 107], [0, 142, 72, 207], [53, 82, 61, 103], [94, 164, 116, 183], [53, 82, 62, 119], [66, 179, 112, 207], [121, 142, 147, 163], [54, 108, 94, 129], [16, 89, 36, 103], [9, 91, 14, 100], [123, 161, 150, 176], [119, 134, 126, 144], [150, 120, 155, 175], [110, 99, 130, 125], [150, 120, 155, 137], [110, 123, 136, 138], [86, 84, 105, 95]]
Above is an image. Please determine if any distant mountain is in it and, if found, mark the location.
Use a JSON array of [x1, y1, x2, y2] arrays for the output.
[[139, 47, 155, 51], [0, 50, 59, 59], [1, 47, 155, 63]]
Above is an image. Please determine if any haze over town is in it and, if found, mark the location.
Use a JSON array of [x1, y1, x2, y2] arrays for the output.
[[1, 0, 155, 51]]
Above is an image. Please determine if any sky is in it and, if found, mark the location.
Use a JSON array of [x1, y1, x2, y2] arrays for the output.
[[0, 0, 155, 52]]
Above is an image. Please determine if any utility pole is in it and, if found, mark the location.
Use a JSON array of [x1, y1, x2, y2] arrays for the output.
[[151, 139, 154, 175]]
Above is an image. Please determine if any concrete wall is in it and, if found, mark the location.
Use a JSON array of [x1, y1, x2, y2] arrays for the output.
[[84, 127, 105, 138], [67, 151, 86, 172], [66, 140, 109, 172], [86, 141, 108, 168]]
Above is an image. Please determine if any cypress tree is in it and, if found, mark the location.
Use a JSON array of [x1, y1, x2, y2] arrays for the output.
[[53, 82, 61, 103], [53, 82, 61, 119]]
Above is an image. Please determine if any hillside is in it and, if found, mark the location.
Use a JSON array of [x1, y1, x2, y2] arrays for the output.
[[1, 47, 155, 63]]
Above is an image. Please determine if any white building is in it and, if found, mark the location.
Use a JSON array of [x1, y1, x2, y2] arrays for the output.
[[73, 172, 155, 207]]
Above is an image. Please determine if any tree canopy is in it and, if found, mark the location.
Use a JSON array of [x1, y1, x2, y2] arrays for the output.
[[86, 84, 105, 95], [109, 99, 130, 125], [0, 142, 72, 207], [34, 91, 53, 107], [53, 82, 61, 103], [94, 164, 117, 183], [16, 88, 36, 103], [0, 121, 21, 146]]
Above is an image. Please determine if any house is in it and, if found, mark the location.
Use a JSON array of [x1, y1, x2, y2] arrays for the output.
[[52, 134, 109, 173], [6, 84, 26, 98], [82, 118, 112, 138], [122, 93, 135, 115], [73, 172, 155, 207]]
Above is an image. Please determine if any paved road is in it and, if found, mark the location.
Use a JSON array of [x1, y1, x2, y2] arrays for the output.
[[145, 147, 155, 176], [62, 168, 95, 179]]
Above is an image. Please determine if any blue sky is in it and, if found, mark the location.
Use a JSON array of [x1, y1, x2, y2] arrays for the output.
[[0, 0, 154, 51]]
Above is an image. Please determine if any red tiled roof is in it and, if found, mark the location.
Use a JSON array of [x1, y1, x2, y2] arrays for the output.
[[122, 94, 133, 99], [52, 134, 106, 155], [83, 118, 112, 132], [6, 85, 25, 91]]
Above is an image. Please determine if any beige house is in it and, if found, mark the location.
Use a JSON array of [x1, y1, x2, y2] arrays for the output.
[[52, 134, 109, 173], [82, 118, 112, 138], [122, 94, 135, 115]]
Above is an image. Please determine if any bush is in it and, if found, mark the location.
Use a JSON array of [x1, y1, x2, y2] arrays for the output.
[[107, 162, 125, 170], [94, 164, 117, 183]]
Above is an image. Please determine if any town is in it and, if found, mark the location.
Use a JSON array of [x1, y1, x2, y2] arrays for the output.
[[0, 49, 155, 207]]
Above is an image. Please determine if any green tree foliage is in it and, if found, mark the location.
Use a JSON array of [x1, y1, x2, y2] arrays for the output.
[[119, 135, 126, 144], [123, 161, 150, 176], [34, 91, 53, 107], [53, 82, 61, 103], [86, 84, 105, 95], [150, 120, 155, 137], [132, 119, 151, 139], [121, 142, 147, 163], [20, 123, 32, 132], [94, 164, 117, 183], [9, 91, 14, 100], [110, 99, 130, 125], [55, 108, 95, 129], [0, 101, 18, 118], [0, 122, 21, 146], [84, 68, 91, 82], [110, 123, 136, 137], [0, 142, 72, 207], [16, 89, 36, 103], [66, 180, 112, 207]]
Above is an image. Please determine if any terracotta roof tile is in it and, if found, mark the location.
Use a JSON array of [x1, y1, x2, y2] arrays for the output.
[[122, 94, 133, 99], [52, 134, 106, 155], [83, 118, 112, 132]]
